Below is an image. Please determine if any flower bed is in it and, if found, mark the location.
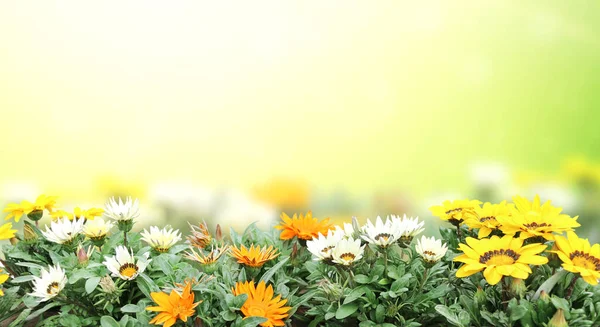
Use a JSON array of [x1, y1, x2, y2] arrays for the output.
[[0, 195, 599, 327]]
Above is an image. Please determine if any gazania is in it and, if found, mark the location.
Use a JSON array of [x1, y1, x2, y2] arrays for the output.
[[331, 237, 365, 266], [306, 229, 344, 261], [146, 281, 201, 327], [104, 197, 140, 221], [103, 246, 151, 280], [497, 195, 580, 241], [551, 231, 600, 285], [187, 222, 212, 249], [464, 201, 511, 238], [141, 226, 182, 253], [73, 207, 104, 220], [454, 235, 548, 285], [430, 199, 481, 226], [230, 244, 279, 268], [275, 212, 332, 241], [50, 210, 74, 221], [29, 264, 67, 302], [391, 214, 425, 244], [82, 218, 115, 241], [232, 280, 291, 327], [334, 222, 355, 238], [185, 245, 229, 265], [416, 235, 448, 264], [41, 217, 84, 244], [0, 268, 8, 297], [361, 216, 401, 248], [0, 223, 17, 240], [3, 201, 30, 222]]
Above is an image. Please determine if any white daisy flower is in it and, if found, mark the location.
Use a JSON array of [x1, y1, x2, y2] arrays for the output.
[[29, 264, 67, 302], [331, 237, 365, 266], [104, 197, 140, 221], [103, 246, 150, 280], [41, 217, 84, 244], [361, 216, 402, 248], [392, 214, 425, 244], [334, 222, 355, 238], [306, 229, 344, 261], [82, 218, 115, 241], [415, 235, 448, 264], [140, 226, 182, 253]]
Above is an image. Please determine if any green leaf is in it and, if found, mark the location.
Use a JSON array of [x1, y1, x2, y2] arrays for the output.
[[10, 275, 36, 283], [435, 305, 464, 327], [550, 296, 570, 312], [121, 304, 142, 313], [260, 257, 289, 284], [8, 308, 32, 327], [100, 316, 120, 327], [239, 316, 268, 327], [85, 276, 102, 294], [343, 286, 367, 305], [354, 274, 371, 284], [336, 302, 358, 320]]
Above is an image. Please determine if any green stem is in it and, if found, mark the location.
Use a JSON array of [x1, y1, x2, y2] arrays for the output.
[[123, 231, 128, 247], [566, 275, 579, 300], [501, 277, 509, 310], [383, 248, 389, 276], [417, 267, 429, 295]]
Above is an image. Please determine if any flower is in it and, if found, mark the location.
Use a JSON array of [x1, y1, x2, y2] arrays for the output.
[[275, 212, 332, 241], [306, 230, 344, 261], [430, 199, 481, 226], [551, 231, 600, 285], [41, 217, 84, 244], [0, 223, 17, 240], [334, 222, 355, 238], [77, 245, 95, 265], [74, 207, 104, 220], [146, 281, 201, 327], [331, 237, 365, 266], [50, 210, 74, 220], [454, 235, 548, 285], [416, 235, 448, 264], [0, 268, 8, 297], [464, 201, 511, 238], [230, 244, 279, 268], [185, 245, 229, 265], [497, 195, 580, 241], [82, 218, 115, 241], [361, 216, 402, 248], [103, 246, 151, 280], [3, 201, 31, 222], [104, 196, 140, 221], [187, 222, 212, 249], [29, 264, 67, 301], [548, 309, 568, 327], [391, 214, 425, 244], [141, 226, 182, 253], [232, 280, 291, 327]]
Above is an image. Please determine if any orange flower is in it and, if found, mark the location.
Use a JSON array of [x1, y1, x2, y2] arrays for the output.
[[232, 280, 291, 327], [146, 282, 201, 327], [187, 222, 212, 249], [230, 244, 279, 268], [274, 212, 332, 241]]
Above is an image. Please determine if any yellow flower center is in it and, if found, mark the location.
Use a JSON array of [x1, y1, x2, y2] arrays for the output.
[[479, 249, 520, 265], [155, 246, 170, 253], [340, 253, 356, 262], [570, 251, 600, 271], [172, 305, 187, 317], [321, 246, 334, 254], [248, 305, 267, 318], [46, 282, 60, 295], [119, 263, 139, 278], [375, 233, 392, 242]]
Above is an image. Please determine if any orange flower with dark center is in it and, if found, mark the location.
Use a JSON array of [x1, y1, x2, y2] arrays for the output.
[[232, 280, 291, 327], [146, 282, 201, 327], [230, 244, 279, 267], [274, 212, 332, 241]]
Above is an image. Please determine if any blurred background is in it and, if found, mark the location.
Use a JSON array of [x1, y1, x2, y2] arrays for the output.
[[1, 1, 599, 240]]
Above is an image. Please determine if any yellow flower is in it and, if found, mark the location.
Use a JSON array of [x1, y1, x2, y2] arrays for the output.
[[551, 231, 600, 285], [454, 235, 548, 285], [3, 201, 31, 222], [497, 195, 580, 241], [146, 282, 201, 327], [0, 223, 17, 240], [464, 201, 512, 238], [185, 245, 229, 265], [0, 269, 9, 296], [3, 195, 58, 222], [82, 218, 115, 241], [232, 280, 291, 327], [429, 199, 481, 226], [230, 244, 279, 268], [50, 210, 74, 221], [28, 195, 59, 213], [274, 212, 333, 241], [74, 207, 104, 220], [187, 222, 212, 249]]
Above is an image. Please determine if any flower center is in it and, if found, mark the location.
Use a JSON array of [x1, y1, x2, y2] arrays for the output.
[[523, 222, 551, 229], [321, 246, 335, 254], [480, 216, 497, 223], [570, 251, 600, 271], [375, 233, 392, 243], [479, 249, 520, 265], [46, 282, 60, 295], [119, 263, 139, 278], [445, 208, 463, 216], [172, 304, 186, 317], [423, 250, 437, 256], [248, 305, 267, 318], [155, 246, 170, 253], [340, 253, 356, 262]]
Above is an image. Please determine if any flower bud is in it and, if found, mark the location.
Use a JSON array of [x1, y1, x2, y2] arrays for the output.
[[548, 309, 568, 327], [77, 246, 91, 265], [117, 219, 133, 233], [215, 224, 222, 242], [291, 242, 299, 260], [23, 223, 38, 243], [539, 290, 550, 303], [474, 286, 487, 306], [9, 237, 18, 246], [351, 216, 361, 238], [27, 210, 44, 222], [509, 278, 527, 298], [318, 279, 343, 301], [99, 276, 117, 293], [386, 304, 399, 317]]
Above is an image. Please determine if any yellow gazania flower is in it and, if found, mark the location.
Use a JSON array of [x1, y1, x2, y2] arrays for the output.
[[50, 210, 74, 221], [27, 195, 59, 213], [185, 245, 229, 265], [274, 212, 333, 241], [429, 199, 481, 226], [74, 207, 104, 220], [3, 201, 31, 222], [551, 231, 600, 285], [146, 282, 201, 327], [464, 201, 512, 238], [0, 269, 9, 296], [230, 244, 279, 268], [0, 223, 17, 240], [232, 280, 291, 327], [454, 235, 548, 285], [497, 195, 580, 241]]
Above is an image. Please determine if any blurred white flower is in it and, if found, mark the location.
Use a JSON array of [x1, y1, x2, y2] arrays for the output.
[[104, 197, 140, 222]]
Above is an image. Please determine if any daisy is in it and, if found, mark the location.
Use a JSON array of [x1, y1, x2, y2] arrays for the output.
[[430, 199, 481, 226], [187, 222, 212, 249], [146, 281, 201, 327], [104, 197, 140, 222], [331, 237, 365, 266], [103, 246, 151, 280], [361, 216, 401, 248], [141, 226, 182, 253], [82, 218, 115, 242], [230, 244, 279, 268], [41, 217, 84, 245], [391, 214, 425, 245], [306, 229, 344, 262], [0, 223, 17, 240], [29, 264, 67, 302], [551, 231, 600, 285], [416, 235, 448, 264], [275, 212, 332, 241], [464, 201, 511, 238], [232, 280, 291, 327]]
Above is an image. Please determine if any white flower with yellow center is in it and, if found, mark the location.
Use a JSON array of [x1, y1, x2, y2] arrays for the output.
[[416, 235, 448, 264], [332, 237, 365, 266], [104, 197, 140, 221], [41, 217, 84, 244], [140, 226, 182, 253], [103, 246, 150, 280], [29, 264, 67, 302], [307, 229, 344, 261], [335, 222, 355, 238], [361, 216, 401, 248], [392, 214, 425, 244], [82, 218, 115, 241]]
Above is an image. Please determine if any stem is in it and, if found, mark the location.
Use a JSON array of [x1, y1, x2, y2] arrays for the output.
[[35, 221, 39, 228], [348, 270, 356, 288], [383, 248, 389, 275], [0, 259, 18, 277], [566, 275, 579, 299], [417, 267, 429, 295], [123, 231, 128, 247], [456, 225, 462, 241], [501, 277, 509, 310]]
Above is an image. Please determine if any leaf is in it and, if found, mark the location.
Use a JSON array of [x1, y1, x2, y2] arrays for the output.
[[8, 308, 32, 327], [100, 316, 120, 327], [239, 316, 268, 327], [10, 275, 36, 283], [335, 302, 359, 320], [532, 270, 567, 300], [121, 304, 142, 313], [85, 276, 102, 294], [354, 274, 371, 284], [343, 286, 367, 305], [260, 257, 289, 284], [15, 262, 44, 269], [550, 296, 570, 313], [435, 305, 464, 327]]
